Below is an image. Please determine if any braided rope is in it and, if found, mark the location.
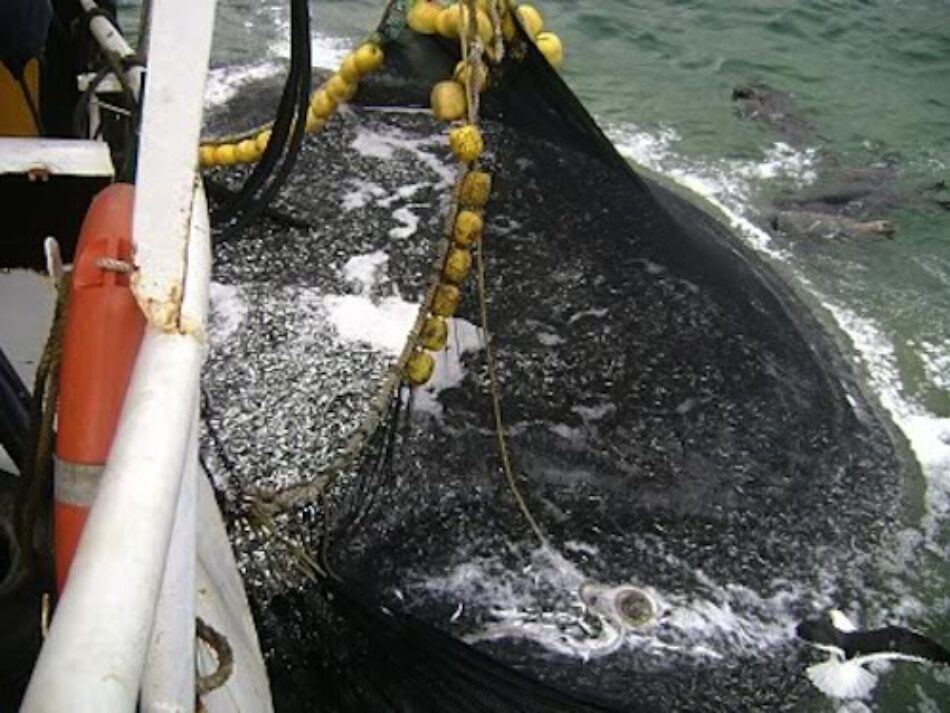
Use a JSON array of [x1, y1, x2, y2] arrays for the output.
[[196, 617, 235, 696]]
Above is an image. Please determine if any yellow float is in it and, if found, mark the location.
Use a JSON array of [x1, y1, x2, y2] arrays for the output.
[[460, 171, 492, 208], [408, 0, 444, 34], [431, 80, 468, 121], [454, 210, 483, 247], [449, 125, 484, 163]]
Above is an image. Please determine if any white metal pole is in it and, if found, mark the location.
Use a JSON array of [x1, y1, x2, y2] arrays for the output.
[[19, 329, 205, 712], [132, 0, 217, 323], [140, 410, 198, 713], [20, 0, 216, 706], [20, 187, 212, 711], [78, 0, 145, 98]]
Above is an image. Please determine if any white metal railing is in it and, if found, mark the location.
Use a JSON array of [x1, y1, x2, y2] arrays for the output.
[[141, 408, 198, 712], [20, 328, 206, 712], [77, 0, 146, 137], [78, 0, 145, 97], [19, 0, 221, 710]]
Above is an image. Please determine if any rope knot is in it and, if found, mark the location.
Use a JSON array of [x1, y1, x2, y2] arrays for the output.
[[94, 257, 134, 274]]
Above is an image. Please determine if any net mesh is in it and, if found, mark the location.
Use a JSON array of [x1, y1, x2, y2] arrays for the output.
[[200, 6, 904, 711]]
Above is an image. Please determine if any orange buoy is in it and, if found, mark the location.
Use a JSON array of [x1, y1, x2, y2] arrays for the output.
[[54, 183, 145, 592]]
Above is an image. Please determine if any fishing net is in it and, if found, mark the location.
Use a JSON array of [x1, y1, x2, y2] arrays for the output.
[[201, 4, 905, 711]]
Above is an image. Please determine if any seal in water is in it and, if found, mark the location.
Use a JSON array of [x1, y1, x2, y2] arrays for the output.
[[769, 211, 895, 240], [731, 83, 813, 148]]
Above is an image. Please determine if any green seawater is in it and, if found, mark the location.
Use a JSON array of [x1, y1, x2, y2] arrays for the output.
[[119, 1, 950, 709]]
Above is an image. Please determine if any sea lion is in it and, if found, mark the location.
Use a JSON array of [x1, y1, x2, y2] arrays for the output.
[[733, 83, 949, 241], [732, 82, 814, 147], [769, 210, 895, 240]]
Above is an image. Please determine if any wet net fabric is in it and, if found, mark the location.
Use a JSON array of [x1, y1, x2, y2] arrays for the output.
[[201, 15, 904, 713]]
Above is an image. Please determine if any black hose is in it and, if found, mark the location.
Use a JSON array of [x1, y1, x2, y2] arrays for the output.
[[213, 0, 311, 235], [203, 177, 312, 228]]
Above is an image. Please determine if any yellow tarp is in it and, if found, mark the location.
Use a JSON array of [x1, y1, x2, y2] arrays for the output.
[[0, 59, 40, 136]]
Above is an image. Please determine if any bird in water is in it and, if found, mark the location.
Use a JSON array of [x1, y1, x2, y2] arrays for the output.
[[796, 609, 950, 700]]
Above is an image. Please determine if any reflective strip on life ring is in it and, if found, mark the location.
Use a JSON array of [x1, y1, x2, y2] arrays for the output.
[[53, 459, 102, 506], [52, 459, 102, 592]]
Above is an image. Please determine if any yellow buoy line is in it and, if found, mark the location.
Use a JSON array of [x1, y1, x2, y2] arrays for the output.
[[403, 0, 563, 387], [198, 42, 385, 168], [404, 0, 499, 386], [236, 0, 563, 518], [411, 0, 563, 67], [199, 2, 562, 169], [397, 0, 552, 550], [402, 0, 548, 546]]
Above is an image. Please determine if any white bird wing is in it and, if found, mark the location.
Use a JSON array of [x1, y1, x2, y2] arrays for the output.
[[806, 656, 878, 699], [828, 610, 858, 633]]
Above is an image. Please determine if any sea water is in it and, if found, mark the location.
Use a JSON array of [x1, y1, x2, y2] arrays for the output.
[[117, 0, 949, 708]]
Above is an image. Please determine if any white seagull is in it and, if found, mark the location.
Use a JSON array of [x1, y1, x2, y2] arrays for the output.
[[796, 609, 950, 700]]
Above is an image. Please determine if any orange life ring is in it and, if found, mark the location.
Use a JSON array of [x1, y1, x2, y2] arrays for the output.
[[54, 183, 144, 592]]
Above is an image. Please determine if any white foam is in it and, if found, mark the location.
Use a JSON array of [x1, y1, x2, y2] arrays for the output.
[[351, 128, 400, 160], [208, 282, 248, 343], [414, 545, 807, 662], [319, 246, 419, 354], [567, 307, 608, 325], [537, 331, 565, 346], [572, 402, 616, 422], [611, 127, 817, 197], [341, 179, 388, 212], [389, 206, 422, 240], [351, 125, 456, 188], [563, 540, 600, 556], [412, 318, 483, 417], [824, 305, 950, 525], [204, 62, 282, 108], [309, 34, 352, 70], [323, 294, 418, 355], [549, 423, 585, 445], [610, 125, 817, 259], [915, 338, 950, 392], [342, 251, 389, 294], [267, 22, 352, 69], [837, 702, 873, 713], [378, 182, 429, 208]]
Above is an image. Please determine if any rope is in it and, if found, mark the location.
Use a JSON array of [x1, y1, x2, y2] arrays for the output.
[[474, 222, 547, 548], [461, 0, 483, 123], [238, 0, 547, 556], [15, 274, 70, 570], [95, 257, 134, 273], [245, 498, 327, 581], [486, 1, 507, 63], [460, 0, 546, 547], [195, 617, 235, 696], [213, 0, 311, 233]]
